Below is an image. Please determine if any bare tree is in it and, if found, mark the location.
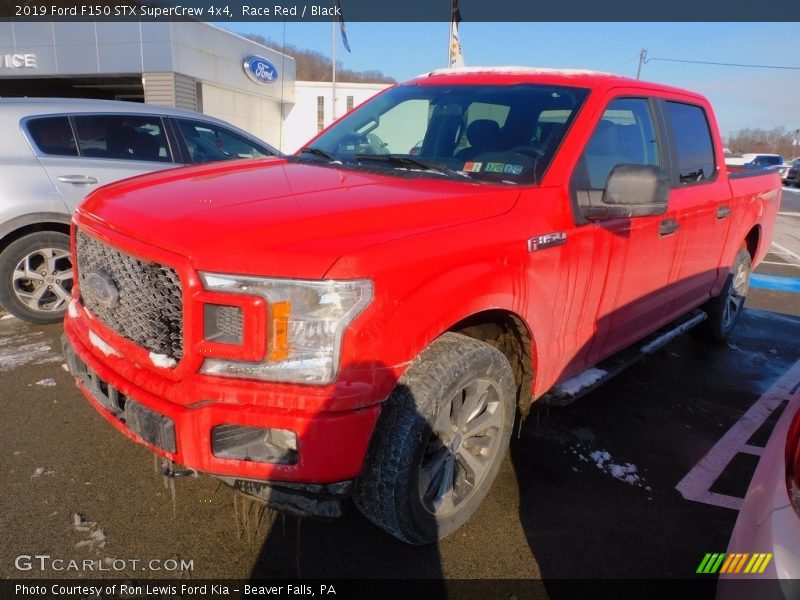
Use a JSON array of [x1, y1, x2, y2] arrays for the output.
[[727, 127, 799, 159]]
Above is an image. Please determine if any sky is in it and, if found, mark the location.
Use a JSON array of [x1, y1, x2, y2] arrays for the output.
[[222, 21, 800, 139]]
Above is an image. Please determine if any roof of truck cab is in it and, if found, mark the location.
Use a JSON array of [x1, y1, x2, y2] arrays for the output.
[[411, 66, 706, 100]]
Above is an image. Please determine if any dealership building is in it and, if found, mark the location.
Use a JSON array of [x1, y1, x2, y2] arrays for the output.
[[0, 21, 297, 147], [0, 21, 392, 152]]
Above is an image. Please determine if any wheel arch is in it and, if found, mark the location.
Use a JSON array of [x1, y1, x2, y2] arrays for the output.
[[0, 213, 72, 254], [744, 224, 761, 261], [446, 308, 536, 418]]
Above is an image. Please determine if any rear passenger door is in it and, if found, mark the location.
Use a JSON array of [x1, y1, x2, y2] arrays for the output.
[[660, 100, 732, 316], [30, 114, 179, 212]]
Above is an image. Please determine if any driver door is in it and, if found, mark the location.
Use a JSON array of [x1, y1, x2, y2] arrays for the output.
[[573, 96, 682, 363]]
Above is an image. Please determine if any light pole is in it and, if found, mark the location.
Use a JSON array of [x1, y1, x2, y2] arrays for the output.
[[636, 48, 647, 80]]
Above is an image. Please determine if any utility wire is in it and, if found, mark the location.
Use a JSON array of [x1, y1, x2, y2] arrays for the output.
[[644, 56, 800, 71]]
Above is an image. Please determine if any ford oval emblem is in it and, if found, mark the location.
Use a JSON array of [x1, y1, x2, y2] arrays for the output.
[[83, 269, 119, 310], [243, 55, 278, 84]]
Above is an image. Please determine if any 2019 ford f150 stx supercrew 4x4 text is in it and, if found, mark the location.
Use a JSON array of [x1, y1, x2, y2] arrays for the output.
[[62, 68, 781, 544]]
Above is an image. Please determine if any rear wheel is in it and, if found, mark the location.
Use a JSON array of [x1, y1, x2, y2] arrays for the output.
[[0, 231, 73, 324], [697, 247, 751, 342], [353, 333, 516, 544]]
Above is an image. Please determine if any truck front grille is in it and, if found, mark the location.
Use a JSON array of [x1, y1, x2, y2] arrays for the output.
[[76, 230, 184, 362]]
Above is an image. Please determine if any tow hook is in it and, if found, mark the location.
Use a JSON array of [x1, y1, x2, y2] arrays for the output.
[[155, 458, 196, 516], [161, 465, 194, 478]]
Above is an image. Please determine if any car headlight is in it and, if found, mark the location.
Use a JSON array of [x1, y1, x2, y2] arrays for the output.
[[199, 273, 373, 384]]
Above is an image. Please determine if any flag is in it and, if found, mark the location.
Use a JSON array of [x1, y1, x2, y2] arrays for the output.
[[334, 0, 351, 52], [449, 0, 465, 68]]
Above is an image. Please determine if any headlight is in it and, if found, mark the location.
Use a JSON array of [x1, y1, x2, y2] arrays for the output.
[[199, 273, 373, 384]]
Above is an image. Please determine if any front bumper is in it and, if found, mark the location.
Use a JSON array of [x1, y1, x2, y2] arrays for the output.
[[62, 315, 383, 489]]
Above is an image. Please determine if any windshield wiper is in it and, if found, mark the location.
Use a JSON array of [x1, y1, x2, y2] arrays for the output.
[[298, 146, 338, 161], [354, 154, 470, 180]]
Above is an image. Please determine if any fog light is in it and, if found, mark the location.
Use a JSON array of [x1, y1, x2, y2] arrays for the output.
[[204, 304, 244, 345], [211, 424, 297, 464]]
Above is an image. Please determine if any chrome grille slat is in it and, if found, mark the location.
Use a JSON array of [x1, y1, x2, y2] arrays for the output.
[[76, 230, 184, 362]]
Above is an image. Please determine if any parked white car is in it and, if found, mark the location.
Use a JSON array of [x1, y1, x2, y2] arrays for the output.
[[718, 388, 800, 599], [0, 98, 279, 323]]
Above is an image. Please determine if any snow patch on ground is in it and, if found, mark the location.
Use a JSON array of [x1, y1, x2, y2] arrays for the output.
[[589, 450, 641, 485], [557, 368, 608, 396], [569, 444, 649, 489], [88, 331, 120, 357], [149, 352, 176, 369], [0, 343, 56, 371], [0, 319, 63, 371], [35, 378, 56, 387]]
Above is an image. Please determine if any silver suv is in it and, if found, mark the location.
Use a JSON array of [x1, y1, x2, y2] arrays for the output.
[[0, 98, 279, 323]]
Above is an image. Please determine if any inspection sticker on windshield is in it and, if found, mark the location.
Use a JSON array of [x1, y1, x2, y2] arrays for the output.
[[483, 162, 524, 175], [462, 162, 483, 172]]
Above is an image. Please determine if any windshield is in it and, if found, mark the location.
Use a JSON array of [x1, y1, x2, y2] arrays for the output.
[[304, 83, 590, 184]]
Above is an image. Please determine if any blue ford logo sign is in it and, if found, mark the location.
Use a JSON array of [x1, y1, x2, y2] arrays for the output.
[[243, 55, 278, 84], [83, 269, 119, 310]]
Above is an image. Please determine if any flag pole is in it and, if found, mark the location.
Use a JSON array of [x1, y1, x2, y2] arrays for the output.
[[331, 17, 337, 121], [449, 0, 465, 68]]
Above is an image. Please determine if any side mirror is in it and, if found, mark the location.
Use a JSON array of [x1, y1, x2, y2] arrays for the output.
[[581, 164, 669, 220]]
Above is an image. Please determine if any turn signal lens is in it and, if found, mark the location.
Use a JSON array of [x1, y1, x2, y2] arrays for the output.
[[268, 301, 290, 362]]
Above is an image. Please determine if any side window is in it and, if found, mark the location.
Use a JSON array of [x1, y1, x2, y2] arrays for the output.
[[580, 98, 660, 189], [176, 120, 271, 164], [72, 115, 172, 162], [664, 102, 715, 184], [26, 117, 78, 157]]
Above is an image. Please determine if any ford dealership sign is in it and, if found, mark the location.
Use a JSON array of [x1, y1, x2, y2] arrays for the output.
[[243, 56, 278, 84]]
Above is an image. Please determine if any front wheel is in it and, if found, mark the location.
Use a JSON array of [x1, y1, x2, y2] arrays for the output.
[[698, 247, 751, 342], [0, 231, 73, 324], [353, 333, 516, 544]]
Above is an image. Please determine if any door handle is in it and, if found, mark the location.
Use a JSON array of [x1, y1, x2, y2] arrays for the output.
[[716, 205, 732, 219], [659, 218, 680, 237], [57, 175, 99, 185]]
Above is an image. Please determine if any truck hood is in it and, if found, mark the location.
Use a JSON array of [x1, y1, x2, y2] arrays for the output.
[[76, 158, 520, 278]]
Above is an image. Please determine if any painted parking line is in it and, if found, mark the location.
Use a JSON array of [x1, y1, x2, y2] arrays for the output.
[[771, 241, 800, 267], [750, 274, 800, 293], [675, 358, 800, 510]]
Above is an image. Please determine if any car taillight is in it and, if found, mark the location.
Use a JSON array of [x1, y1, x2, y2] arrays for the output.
[[786, 407, 800, 517]]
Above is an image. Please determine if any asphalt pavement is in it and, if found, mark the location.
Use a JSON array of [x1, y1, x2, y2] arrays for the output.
[[0, 189, 799, 589]]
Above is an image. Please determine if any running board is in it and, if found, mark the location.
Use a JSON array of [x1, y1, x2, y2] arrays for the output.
[[541, 309, 708, 407]]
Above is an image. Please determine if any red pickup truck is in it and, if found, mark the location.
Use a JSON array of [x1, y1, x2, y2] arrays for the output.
[[62, 67, 781, 544]]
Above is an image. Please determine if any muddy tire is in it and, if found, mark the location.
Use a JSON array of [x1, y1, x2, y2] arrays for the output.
[[697, 247, 751, 342], [0, 231, 73, 324], [353, 332, 516, 544]]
